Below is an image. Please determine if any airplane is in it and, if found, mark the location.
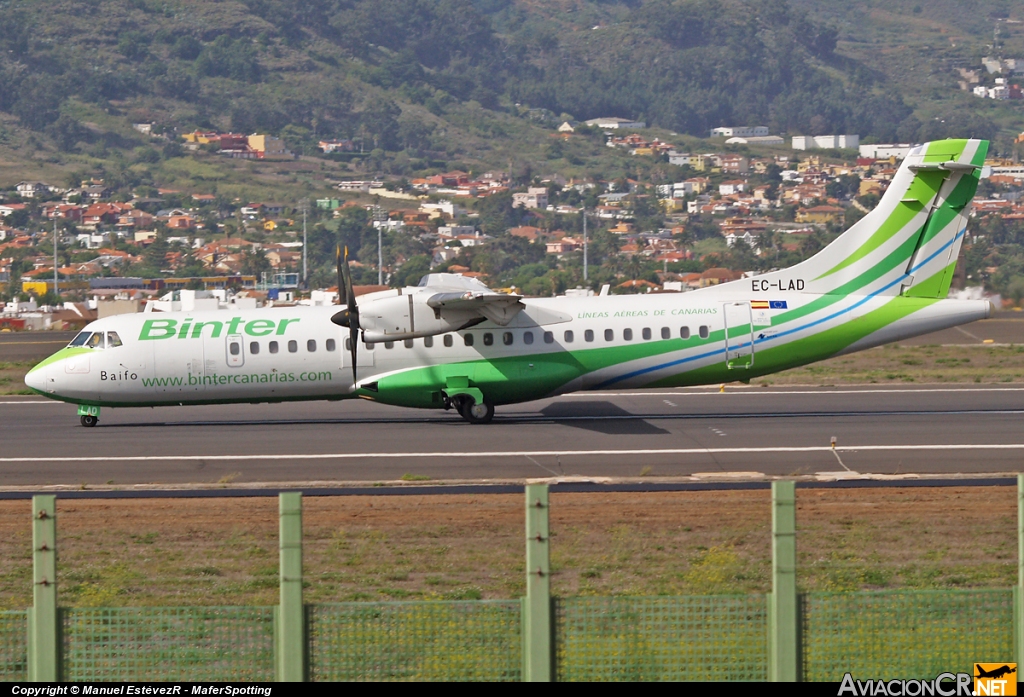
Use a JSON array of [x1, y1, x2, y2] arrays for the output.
[[26, 138, 993, 427]]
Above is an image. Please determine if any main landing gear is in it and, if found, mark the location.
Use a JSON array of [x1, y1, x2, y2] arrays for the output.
[[444, 394, 495, 424]]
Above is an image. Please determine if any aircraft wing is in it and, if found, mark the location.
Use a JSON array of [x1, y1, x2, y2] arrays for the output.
[[426, 291, 525, 326]]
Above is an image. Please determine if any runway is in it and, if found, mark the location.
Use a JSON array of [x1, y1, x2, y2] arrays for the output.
[[2, 385, 1024, 485]]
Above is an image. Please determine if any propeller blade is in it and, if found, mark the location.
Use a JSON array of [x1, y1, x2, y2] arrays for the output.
[[348, 326, 359, 385], [336, 245, 347, 306], [341, 246, 359, 386]]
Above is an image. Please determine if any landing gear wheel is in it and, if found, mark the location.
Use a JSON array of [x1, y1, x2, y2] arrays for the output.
[[80, 414, 98, 428], [458, 398, 494, 425]]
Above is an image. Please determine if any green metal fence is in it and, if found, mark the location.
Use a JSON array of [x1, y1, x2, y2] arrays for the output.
[[308, 601, 521, 681], [555, 595, 768, 681], [3, 481, 1023, 682], [62, 607, 274, 682], [802, 589, 1015, 682], [0, 611, 27, 681]]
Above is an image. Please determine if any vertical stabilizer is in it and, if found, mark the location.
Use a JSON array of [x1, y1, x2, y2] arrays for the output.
[[741, 139, 987, 299]]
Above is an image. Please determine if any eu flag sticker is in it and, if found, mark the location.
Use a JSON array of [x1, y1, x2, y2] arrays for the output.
[[769, 300, 788, 309]]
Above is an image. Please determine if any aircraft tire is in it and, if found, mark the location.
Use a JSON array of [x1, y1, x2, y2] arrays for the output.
[[80, 415, 98, 428], [459, 398, 494, 425]]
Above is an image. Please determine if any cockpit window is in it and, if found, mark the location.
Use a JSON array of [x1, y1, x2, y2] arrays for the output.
[[107, 331, 123, 348], [69, 332, 90, 347], [85, 333, 104, 349]]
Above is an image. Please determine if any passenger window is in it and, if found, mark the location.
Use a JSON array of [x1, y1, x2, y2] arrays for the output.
[[307, 340, 316, 352], [680, 327, 690, 339], [404, 339, 414, 348], [661, 327, 670, 340], [584, 330, 594, 342], [106, 332, 123, 348], [524, 331, 534, 345], [288, 340, 298, 353], [564, 330, 574, 343], [86, 333, 104, 349], [464, 334, 474, 347], [384, 341, 394, 349], [424, 336, 434, 348], [699, 325, 709, 339], [229, 341, 240, 356], [503, 332, 513, 346], [623, 328, 633, 341], [344, 338, 351, 351], [642, 328, 652, 340], [326, 339, 336, 352], [604, 329, 614, 341], [69, 332, 90, 347], [269, 341, 279, 354], [483, 333, 494, 346], [250, 341, 259, 354], [543, 331, 553, 344], [444, 335, 453, 347]]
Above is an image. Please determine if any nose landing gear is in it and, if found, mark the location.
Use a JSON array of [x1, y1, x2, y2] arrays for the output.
[[77, 405, 100, 427]]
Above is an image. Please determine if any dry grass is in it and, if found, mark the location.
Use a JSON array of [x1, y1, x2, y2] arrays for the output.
[[0, 362, 33, 395], [763, 344, 1024, 385], [0, 487, 1015, 609]]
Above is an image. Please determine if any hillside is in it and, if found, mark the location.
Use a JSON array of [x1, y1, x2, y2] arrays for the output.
[[0, 0, 1006, 200]]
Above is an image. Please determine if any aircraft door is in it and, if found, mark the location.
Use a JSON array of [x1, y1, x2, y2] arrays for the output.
[[723, 302, 754, 369], [151, 334, 204, 393]]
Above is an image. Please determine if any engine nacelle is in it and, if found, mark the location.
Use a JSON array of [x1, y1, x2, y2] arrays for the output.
[[358, 291, 479, 343]]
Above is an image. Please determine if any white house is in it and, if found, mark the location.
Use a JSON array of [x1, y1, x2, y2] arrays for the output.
[[584, 117, 646, 130], [719, 180, 747, 196], [668, 151, 691, 166], [792, 135, 860, 150], [438, 225, 476, 238], [711, 126, 768, 138], [858, 143, 917, 160], [512, 188, 549, 209], [15, 182, 51, 198]]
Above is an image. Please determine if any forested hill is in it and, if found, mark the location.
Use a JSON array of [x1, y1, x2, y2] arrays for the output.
[[0, 0, 958, 163]]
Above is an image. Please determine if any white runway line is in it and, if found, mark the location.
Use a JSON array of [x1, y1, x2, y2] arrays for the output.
[[4, 443, 1024, 463], [0, 401, 58, 405], [569, 388, 1024, 397]]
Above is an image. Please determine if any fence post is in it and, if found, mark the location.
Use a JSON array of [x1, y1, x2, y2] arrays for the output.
[[769, 480, 799, 682], [28, 495, 59, 682], [523, 483, 552, 682], [1017, 474, 1024, 667], [276, 492, 305, 682]]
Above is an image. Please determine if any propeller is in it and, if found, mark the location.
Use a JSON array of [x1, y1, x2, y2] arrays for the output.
[[330, 245, 360, 386]]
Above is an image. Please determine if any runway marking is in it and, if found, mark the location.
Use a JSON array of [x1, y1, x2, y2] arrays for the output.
[[0, 340, 67, 345], [568, 388, 1024, 397], [6, 443, 1024, 463], [0, 401, 57, 405]]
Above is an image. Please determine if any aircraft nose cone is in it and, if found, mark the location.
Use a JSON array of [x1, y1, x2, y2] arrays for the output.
[[24, 365, 47, 393]]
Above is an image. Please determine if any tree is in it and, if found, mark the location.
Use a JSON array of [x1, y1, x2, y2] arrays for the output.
[[395, 254, 431, 287], [241, 248, 271, 277], [47, 116, 87, 152]]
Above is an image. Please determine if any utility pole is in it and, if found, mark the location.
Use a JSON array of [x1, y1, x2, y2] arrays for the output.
[[52, 217, 58, 300], [372, 205, 386, 285], [582, 209, 588, 282], [300, 198, 309, 288]]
